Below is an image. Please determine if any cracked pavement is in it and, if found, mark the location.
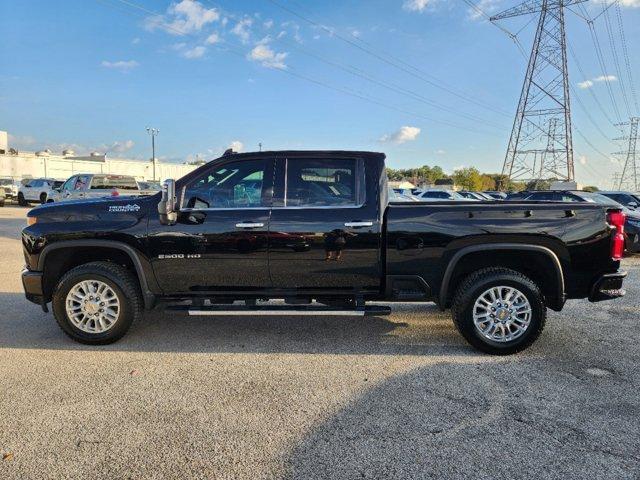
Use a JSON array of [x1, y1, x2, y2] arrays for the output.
[[1, 205, 639, 479]]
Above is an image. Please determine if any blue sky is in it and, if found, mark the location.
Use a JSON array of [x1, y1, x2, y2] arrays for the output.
[[1, 0, 639, 185]]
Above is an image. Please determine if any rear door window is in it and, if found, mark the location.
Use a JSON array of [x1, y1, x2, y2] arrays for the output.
[[284, 158, 361, 207]]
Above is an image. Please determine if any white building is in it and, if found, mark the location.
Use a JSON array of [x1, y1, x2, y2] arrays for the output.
[[0, 130, 198, 182]]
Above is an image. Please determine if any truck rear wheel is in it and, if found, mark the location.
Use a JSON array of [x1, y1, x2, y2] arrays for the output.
[[52, 261, 142, 344], [451, 267, 546, 355]]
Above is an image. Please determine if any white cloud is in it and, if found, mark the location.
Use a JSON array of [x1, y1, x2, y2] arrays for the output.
[[229, 140, 244, 152], [264, 19, 274, 29], [579, 155, 588, 165], [403, 0, 431, 12], [205, 32, 220, 44], [131, 37, 140, 44], [232, 18, 253, 44], [578, 74, 617, 89], [247, 43, 288, 69], [100, 60, 139, 71], [435, 149, 446, 155], [145, 0, 218, 35], [183, 45, 206, 59], [379, 126, 421, 144], [620, 0, 640, 7], [108, 140, 135, 153]]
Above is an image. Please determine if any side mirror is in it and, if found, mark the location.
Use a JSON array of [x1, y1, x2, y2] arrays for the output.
[[158, 179, 178, 225], [628, 201, 638, 209]]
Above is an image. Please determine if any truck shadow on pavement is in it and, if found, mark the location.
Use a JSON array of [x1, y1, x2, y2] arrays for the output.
[[0, 293, 471, 355], [282, 359, 640, 480]]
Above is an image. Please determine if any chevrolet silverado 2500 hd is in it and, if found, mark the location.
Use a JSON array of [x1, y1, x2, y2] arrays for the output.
[[21, 150, 627, 354]]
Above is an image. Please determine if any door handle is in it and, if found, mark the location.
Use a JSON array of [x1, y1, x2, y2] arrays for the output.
[[344, 221, 373, 228], [235, 222, 264, 228]]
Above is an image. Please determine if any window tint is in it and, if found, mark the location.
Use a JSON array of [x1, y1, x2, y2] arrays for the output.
[[183, 159, 267, 209], [422, 191, 450, 199], [74, 175, 90, 190], [285, 158, 358, 207], [90, 175, 138, 190], [526, 192, 552, 200], [61, 177, 76, 191], [559, 193, 580, 202]]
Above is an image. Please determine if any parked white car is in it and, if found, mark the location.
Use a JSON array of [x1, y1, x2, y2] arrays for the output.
[[17, 178, 64, 205]]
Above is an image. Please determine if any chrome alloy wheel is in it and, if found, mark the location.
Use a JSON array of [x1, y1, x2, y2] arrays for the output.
[[472, 286, 532, 343], [65, 280, 121, 333]]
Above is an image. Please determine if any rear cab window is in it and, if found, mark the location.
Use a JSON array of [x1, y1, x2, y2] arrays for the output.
[[90, 175, 139, 190]]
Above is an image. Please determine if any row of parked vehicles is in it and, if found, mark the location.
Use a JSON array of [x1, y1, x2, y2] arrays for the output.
[[0, 174, 161, 206]]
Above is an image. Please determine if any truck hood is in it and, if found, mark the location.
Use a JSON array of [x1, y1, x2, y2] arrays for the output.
[[27, 195, 155, 222]]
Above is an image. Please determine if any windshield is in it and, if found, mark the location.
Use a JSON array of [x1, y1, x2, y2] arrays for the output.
[[0, 179, 13, 186]]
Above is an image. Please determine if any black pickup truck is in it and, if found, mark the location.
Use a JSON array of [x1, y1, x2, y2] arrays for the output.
[[21, 150, 627, 354]]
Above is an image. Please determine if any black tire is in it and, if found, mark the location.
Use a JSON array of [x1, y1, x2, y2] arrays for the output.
[[17, 192, 27, 206], [451, 267, 546, 355], [52, 261, 143, 345], [39, 192, 47, 204]]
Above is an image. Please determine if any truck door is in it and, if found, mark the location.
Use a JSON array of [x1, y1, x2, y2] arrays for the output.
[[148, 157, 274, 293], [268, 156, 381, 292]]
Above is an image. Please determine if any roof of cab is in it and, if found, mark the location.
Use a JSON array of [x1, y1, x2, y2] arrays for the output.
[[221, 149, 386, 160]]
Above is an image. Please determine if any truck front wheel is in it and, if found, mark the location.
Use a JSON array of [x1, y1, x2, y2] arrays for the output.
[[451, 267, 546, 355], [52, 261, 142, 344]]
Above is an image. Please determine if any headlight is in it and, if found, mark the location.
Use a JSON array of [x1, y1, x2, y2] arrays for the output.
[[27, 217, 37, 226]]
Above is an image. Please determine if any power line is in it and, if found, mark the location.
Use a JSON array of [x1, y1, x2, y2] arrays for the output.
[[271, 35, 508, 129], [264, 0, 512, 117], [578, 3, 623, 123], [567, 41, 616, 127], [101, 0, 499, 136], [601, 3, 631, 117], [613, 1, 639, 113]]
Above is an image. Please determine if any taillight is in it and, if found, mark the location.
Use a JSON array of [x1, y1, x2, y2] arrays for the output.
[[607, 210, 626, 260], [111, 189, 120, 197]]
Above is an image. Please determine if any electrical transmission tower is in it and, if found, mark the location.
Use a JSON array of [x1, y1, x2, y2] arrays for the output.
[[491, 0, 586, 185], [615, 117, 639, 191]]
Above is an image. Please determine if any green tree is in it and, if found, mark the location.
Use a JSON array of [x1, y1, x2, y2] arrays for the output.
[[583, 185, 599, 192], [452, 167, 484, 191]]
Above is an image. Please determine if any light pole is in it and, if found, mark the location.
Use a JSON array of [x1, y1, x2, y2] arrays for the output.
[[146, 127, 159, 181]]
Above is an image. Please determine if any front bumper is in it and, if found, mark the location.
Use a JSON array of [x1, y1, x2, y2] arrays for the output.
[[589, 271, 627, 302], [21, 268, 46, 309]]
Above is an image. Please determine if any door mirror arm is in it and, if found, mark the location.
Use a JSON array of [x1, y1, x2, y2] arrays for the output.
[[158, 179, 178, 225]]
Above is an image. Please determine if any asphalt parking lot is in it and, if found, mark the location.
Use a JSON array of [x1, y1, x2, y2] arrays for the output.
[[1, 204, 639, 479]]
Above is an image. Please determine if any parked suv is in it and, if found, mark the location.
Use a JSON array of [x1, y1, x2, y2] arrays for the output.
[[17, 178, 63, 205], [55, 174, 142, 202]]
